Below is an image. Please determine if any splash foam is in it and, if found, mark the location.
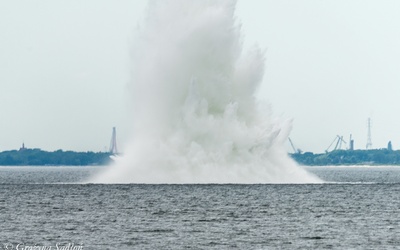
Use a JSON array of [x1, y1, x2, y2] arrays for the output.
[[90, 0, 321, 184]]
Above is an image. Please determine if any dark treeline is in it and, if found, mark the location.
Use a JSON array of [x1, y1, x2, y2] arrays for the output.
[[0, 149, 111, 166], [291, 149, 400, 166], [2, 148, 400, 166]]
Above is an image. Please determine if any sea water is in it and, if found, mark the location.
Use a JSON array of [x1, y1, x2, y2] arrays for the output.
[[1, 166, 399, 249]]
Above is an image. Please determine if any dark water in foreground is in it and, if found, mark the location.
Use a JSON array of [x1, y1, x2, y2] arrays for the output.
[[0, 166, 400, 249]]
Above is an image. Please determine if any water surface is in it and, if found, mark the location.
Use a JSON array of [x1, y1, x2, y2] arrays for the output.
[[0, 166, 399, 249]]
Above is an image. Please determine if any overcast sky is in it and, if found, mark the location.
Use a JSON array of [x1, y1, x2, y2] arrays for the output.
[[1, 1, 400, 153]]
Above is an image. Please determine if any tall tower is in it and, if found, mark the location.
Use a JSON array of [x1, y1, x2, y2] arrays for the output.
[[349, 134, 354, 150], [366, 118, 372, 149], [109, 127, 118, 154]]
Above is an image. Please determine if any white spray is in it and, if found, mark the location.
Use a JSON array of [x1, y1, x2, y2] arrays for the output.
[[91, 0, 321, 183]]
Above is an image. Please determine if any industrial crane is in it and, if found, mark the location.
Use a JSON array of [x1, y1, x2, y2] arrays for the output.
[[288, 137, 302, 154], [325, 135, 347, 153]]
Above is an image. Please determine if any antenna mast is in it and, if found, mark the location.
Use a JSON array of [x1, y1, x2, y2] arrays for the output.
[[366, 118, 372, 149], [109, 127, 118, 154]]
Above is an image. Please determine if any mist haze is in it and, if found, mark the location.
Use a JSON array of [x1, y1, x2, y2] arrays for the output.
[[1, 1, 400, 153]]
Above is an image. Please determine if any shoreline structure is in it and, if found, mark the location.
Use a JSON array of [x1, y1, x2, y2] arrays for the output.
[[0, 148, 399, 166]]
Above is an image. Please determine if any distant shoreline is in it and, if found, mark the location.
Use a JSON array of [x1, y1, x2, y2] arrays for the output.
[[291, 149, 400, 166], [1, 148, 399, 166], [0, 148, 112, 166]]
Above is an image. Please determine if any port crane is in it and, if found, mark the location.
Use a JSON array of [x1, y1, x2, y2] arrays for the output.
[[325, 135, 347, 153], [288, 137, 302, 154]]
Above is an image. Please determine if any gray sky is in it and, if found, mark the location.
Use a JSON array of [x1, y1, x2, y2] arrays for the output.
[[1, 1, 400, 153]]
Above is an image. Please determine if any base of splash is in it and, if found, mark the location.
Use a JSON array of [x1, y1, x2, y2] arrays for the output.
[[89, 165, 322, 184], [89, 139, 322, 184]]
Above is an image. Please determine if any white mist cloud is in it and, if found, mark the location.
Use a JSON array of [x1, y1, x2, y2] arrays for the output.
[[90, 0, 321, 184]]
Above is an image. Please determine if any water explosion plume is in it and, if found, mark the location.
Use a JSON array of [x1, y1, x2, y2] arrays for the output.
[[91, 0, 321, 183]]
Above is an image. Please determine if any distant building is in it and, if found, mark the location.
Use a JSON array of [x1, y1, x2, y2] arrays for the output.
[[388, 141, 393, 151], [349, 139, 354, 150], [349, 134, 354, 150], [19, 143, 26, 151]]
